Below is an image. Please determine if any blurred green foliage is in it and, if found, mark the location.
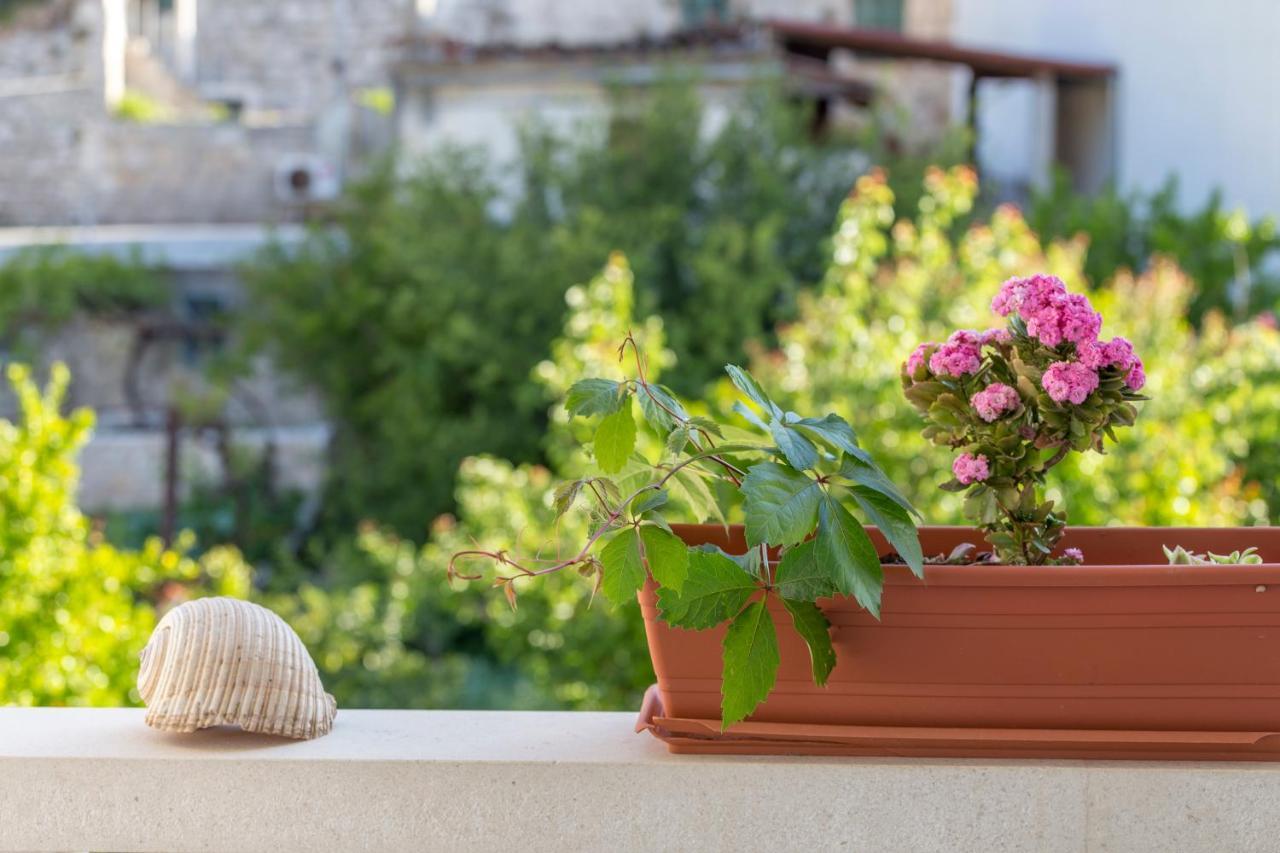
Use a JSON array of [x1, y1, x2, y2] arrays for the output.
[[0, 246, 165, 352], [0, 363, 250, 706], [240, 79, 864, 538], [1029, 171, 1280, 323]]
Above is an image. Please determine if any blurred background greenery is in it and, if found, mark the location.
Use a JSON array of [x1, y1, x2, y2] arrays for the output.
[[3, 80, 1279, 711]]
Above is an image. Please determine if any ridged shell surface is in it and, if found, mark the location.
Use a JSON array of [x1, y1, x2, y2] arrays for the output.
[[138, 597, 337, 739]]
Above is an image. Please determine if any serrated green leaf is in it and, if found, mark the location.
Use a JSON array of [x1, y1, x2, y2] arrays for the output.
[[838, 455, 920, 519], [656, 547, 757, 629], [687, 416, 723, 438], [594, 406, 637, 474], [849, 485, 923, 578], [816, 495, 884, 617], [639, 524, 688, 591], [742, 462, 822, 548], [774, 539, 836, 600], [725, 364, 781, 418], [630, 489, 668, 517], [721, 599, 779, 729], [552, 479, 584, 518], [782, 598, 835, 686], [565, 378, 624, 417], [769, 419, 820, 470], [599, 529, 646, 605], [638, 384, 689, 432], [668, 468, 723, 525], [790, 413, 871, 463]]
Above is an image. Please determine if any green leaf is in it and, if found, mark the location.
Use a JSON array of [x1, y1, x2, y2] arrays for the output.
[[790, 413, 870, 462], [656, 547, 758, 629], [769, 419, 820, 470], [664, 426, 690, 456], [782, 598, 835, 687], [638, 384, 689, 432], [594, 406, 637, 474], [668, 468, 723, 525], [565, 379, 624, 417], [630, 489, 668, 517], [774, 539, 835, 600], [721, 599, 780, 729], [552, 479, 584, 518], [849, 485, 923, 578], [599, 529, 646, 605], [725, 364, 781, 418], [639, 525, 689, 592], [687, 416, 723, 438], [732, 400, 769, 431], [838, 455, 920, 519], [816, 495, 884, 617], [741, 462, 822, 548]]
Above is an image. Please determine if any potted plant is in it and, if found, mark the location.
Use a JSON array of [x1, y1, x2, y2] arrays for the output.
[[454, 276, 1280, 760]]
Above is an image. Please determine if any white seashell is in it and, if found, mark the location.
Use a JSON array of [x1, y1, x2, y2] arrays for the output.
[[138, 597, 337, 739]]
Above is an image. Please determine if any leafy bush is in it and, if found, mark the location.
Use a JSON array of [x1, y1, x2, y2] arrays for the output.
[[1029, 172, 1280, 323], [0, 363, 250, 706], [241, 79, 863, 538]]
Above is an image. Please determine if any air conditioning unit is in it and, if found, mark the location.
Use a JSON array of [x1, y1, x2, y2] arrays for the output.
[[273, 154, 341, 204]]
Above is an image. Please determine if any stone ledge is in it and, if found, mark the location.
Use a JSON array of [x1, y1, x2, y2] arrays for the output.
[[3, 708, 1280, 852]]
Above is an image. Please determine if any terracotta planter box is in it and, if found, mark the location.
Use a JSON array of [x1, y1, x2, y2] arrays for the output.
[[636, 524, 1280, 760]]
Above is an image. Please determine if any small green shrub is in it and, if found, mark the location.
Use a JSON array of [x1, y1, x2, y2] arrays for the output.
[[0, 363, 250, 706]]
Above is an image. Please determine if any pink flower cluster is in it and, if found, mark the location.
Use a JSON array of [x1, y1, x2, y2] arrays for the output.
[[992, 274, 1101, 348], [993, 274, 1147, 397], [928, 330, 983, 377], [905, 342, 934, 376], [971, 382, 1020, 422], [952, 452, 990, 485], [1079, 337, 1146, 391], [1042, 361, 1100, 405]]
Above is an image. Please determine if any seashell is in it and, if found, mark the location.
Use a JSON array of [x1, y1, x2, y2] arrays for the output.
[[138, 596, 337, 739]]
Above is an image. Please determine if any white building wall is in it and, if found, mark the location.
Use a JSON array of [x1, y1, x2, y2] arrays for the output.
[[952, 0, 1280, 216]]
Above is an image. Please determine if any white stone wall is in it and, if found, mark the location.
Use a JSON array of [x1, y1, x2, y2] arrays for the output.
[[194, 0, 411, 114], [952, 0, 1280, 216]]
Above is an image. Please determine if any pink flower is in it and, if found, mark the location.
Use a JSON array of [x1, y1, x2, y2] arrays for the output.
[[1104, 338, 1137, 370], [1042, 361, 1100, 405], [993, 275, 1101, 349], [980, 328, 1011, 346], [992, 274, 1066, 318], [971, 382, 1020, 422], [952, 453, 990, 485], [1063, 547, 1084, 562], [1126, 361, 1146, 391], [1058, 293, 1103, 346], [1079, 336, 1139, 372], [905, 342, 935, 376], [928, 330, 983, 377]]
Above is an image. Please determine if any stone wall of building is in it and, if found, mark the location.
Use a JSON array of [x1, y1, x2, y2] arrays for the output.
[[193, 0, 411, 115]]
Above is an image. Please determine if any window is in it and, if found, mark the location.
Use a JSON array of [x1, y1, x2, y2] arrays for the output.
[[855, 0, 904, 32], [681, 0, 729, 27]]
